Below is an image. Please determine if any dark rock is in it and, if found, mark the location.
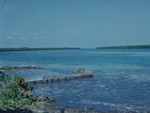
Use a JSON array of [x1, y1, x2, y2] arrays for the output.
[[31, 95, 38, 101], [30, 94, 57, 104], [36, 102, 45, 107], [73, 68, 93, 74], [61, 108, 65, 113], [37, 96, 47, 101], [46, 96, 57, 103]]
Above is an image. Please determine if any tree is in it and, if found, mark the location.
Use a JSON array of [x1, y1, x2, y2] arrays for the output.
[[0, 69, 34, 109]]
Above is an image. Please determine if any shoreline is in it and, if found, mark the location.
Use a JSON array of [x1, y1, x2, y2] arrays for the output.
[[0, 65, 41, 69], [1, 94, 148, 113], [0, 94, 105, 113], [29, 95, 150, 113], [0, 47, 80, 52], [96, 45, 150, 49]]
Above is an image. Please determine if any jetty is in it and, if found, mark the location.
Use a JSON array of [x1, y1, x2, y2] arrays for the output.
[[0, 65, 41, 69], [0, 68, 94, 85], [25, 73, 93, 83], [25, 68, 94, 83]]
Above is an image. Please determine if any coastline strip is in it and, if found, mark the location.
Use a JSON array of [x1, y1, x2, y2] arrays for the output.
[[0, 65, 41, 69]]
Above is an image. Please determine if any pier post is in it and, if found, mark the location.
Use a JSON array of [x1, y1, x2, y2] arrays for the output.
[[46, 79, 48, 83], [65, 77, 67, 80], [52, 78, 53, 82], [34, 81, 36, 84], [57, 78, 59, 81]]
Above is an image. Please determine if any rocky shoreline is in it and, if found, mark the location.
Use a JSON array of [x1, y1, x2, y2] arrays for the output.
[[1, 94, 149, 113], [0, 65, 41, 69], [0, 94, 105, 113]]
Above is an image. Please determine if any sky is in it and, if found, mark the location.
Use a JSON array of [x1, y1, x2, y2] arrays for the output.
[[0, 0, 150, 48]]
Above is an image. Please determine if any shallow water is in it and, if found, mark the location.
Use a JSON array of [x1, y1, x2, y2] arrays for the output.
[[0, 49, 150, 111]]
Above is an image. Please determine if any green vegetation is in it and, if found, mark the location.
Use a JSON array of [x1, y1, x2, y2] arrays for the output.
[[0, 47, 80, 52], [96, 45, 150, 49], [0, 69, 35, 109]]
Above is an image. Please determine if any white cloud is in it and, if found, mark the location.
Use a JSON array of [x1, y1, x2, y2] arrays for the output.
[[6, 36, 14, 39], [14, 33, 24, 36], [35, 33, 39, 35], [33, 37, 38, 39], [42, 36, 45, 39], [20, 37, 27, 40]]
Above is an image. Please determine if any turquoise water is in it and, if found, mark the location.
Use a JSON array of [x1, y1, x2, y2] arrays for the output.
[[0, 49, 150, 111]]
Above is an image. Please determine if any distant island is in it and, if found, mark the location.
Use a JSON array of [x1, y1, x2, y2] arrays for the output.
[[0, 47, 80, 52], [96, 45, 150, 49]]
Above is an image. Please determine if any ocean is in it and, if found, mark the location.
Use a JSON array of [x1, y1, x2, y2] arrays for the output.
[[0, 49, 150, 111]]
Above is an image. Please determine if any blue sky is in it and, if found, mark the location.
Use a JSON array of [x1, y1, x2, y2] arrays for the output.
[[0, 0, 150, 48]]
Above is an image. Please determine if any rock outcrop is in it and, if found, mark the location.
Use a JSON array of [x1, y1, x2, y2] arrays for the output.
[[73, 68, 93, 75]]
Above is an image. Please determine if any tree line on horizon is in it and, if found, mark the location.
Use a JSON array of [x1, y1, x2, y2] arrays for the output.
[[96, 45, 150, 49], [0, 47, 80, 52]]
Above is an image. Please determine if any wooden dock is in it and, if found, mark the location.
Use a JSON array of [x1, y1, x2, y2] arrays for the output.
[[25, 73, 93, 83], [0, 68, 94, 85]]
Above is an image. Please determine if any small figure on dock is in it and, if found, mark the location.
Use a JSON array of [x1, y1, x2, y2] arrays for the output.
[[73, 68, 93, 74], [73, 68, 79, 74]]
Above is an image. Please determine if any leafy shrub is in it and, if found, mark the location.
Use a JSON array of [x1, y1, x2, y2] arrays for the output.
[[0, 69, 35, 109]]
